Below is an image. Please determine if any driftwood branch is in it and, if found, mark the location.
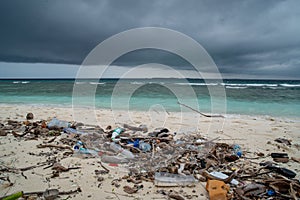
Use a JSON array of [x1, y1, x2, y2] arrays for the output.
[[97, 161, 110, 173], [37, 144, 73, 152], [177, 101, 224, 118]]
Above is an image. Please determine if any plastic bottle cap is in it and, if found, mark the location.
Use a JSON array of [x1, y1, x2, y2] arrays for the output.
[[267, 189, 275, 196]]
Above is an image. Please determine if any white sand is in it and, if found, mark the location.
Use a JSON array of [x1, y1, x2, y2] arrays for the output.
[[0, 104, 299, 199]]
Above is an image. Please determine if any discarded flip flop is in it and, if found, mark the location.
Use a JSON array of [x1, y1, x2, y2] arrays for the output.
[[260, 162, 296, 179], [271, 153, 288, 158]]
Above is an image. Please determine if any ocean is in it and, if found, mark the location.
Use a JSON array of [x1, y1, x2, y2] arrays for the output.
[[0, 79, 299, 118]]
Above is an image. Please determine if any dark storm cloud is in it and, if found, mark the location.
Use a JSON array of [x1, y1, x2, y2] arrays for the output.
[[0, 0, 299, 78]]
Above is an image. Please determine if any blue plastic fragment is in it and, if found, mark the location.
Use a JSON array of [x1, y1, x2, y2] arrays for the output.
[[267, 189, 275, 196]]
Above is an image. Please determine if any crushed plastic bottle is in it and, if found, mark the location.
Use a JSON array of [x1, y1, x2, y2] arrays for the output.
[[47, 117, 70, 129], [233, 144, 242, 157], [73, 141, 97, 156], [154, 172, 197, 186], [63, 127, 86, 135], [139, 141, 151, 152], [101, 155, 129, 164], [110, 142, 135, 159]]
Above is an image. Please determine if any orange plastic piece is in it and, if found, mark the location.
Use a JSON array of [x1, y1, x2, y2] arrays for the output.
[[41, 121, 47, 128], [206, 179, 230, 200]]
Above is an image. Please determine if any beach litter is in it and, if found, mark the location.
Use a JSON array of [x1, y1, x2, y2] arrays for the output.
[[0, 112, 299, 199], [206, 180, 230, 200]]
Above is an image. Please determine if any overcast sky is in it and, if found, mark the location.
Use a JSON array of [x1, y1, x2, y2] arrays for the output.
[[0, 0, 299, 79]]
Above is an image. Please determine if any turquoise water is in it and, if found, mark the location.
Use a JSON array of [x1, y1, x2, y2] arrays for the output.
[[0, 79, 299, 117]]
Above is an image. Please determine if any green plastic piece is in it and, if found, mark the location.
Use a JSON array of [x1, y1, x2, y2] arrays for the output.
[[2, 191, 23, 200]]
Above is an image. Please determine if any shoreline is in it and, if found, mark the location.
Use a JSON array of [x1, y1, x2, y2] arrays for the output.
[[1, 103, 299, 122]]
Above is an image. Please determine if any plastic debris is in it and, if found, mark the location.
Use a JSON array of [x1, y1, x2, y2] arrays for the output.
[[2, 191, 23, 200], [139, 141, 151, 152], [47, 117, 70, 129], [154, 172, 197, 186], [206, 180, 229, 200], [110, 142, 135, 159], [233, 144, 242, 157], [111, 127, 123, 141], [260, 162, 296, 178], [209, 171, 239, 185], [0, 117, 299, 199], [63, 127, 86, 135]]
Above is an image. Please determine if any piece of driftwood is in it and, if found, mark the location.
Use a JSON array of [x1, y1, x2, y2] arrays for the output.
[[177, 101, 224, 118], [104, 190, 133, 198], [43, 136, 57, 143], [23, 187, 81, 196], [169, 192, 185, 200], [11, 131, 28, 137], [0, 162, 49, 173], [97, 161, 110, 173], [37, 144, 73, 151]]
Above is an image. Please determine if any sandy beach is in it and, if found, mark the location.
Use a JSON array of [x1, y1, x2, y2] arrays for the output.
[[0, 104, 300, 199]]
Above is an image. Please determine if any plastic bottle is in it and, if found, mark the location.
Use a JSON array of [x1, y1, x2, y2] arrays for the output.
[[233, 144, 242, 157], [73, 141, 98, 156], [110, 142, 134, 159], [47, 117, 71, 129], [101, 155, 129, 164], [139, 141, 151, 152], [111, 127, 123, 141], [64, 127, 86, 135], [154, 172, 197, 186]]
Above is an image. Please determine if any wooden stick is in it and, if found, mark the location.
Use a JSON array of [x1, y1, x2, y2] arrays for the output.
[[104, 191, 133, 198], [177, 101, 224, 118], [22, 187, 81, 196], [97, 161, 110, 173], [37, 144, 73, 151]]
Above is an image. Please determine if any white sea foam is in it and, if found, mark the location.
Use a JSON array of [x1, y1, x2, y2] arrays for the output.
[[225, 86, 248, 89], [130, 81, 145, 85], [222, 83, 278, 87], [75, 81, 87, 84], [89, 82, 106, 85], [280, 84, 300, 87], [175, 83, 218, 86]]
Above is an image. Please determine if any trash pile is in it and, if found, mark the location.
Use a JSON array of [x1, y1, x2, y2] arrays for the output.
[[0, 113, 300, 199]]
